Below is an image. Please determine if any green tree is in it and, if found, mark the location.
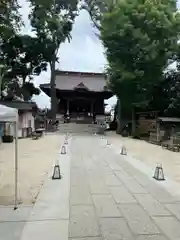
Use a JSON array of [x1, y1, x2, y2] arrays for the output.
[[1, 80, 40, 101], [0, 34, 47, 100], [0, 0, 22, 98], [100, 0, 180, 122], [29, 0, 79, 120], [0, 0, 22, 40], [1, 35, 47, 79], [83, 0, 109, 29], [162, 70, 180, 116], [21, 82, 40, 101]]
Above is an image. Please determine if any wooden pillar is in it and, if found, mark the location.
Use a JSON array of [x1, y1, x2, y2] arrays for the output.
[[155, 112, 160, 142], [90, 101, 94, 116], [67, 99, 70, 115], [131, 106, 136, 135], [116, 98, 121, 134], [156, 121, 160, 142]]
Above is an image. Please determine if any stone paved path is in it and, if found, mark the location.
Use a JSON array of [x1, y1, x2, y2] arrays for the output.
[[5, 133, 180, 240], [69, 134, 180, 240]]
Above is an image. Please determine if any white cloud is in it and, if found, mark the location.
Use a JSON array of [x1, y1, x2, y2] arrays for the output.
[[57, 11, 106, 73]]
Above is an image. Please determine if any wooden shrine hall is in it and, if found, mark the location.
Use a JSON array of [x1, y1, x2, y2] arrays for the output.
[[40, 70, 113, 123]]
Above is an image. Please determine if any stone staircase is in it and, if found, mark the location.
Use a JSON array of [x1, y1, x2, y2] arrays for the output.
[[58, 123, 99, 135]]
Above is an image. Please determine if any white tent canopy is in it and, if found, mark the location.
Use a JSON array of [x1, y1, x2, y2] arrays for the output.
[[0, 104, 18, 210], [0, 104, 18, 122]]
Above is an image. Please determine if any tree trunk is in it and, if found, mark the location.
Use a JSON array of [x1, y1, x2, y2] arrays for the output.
[[131, 107, 136, 135], [0, 67, 4, 99], [116, 98, 121, 134], [116, 118, 121, 134], [22, 76, 26, 85], [50, 55, 57, 122], [0, 76, 2, 99]]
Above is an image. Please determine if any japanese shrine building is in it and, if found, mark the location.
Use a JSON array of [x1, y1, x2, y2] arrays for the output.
[[40, 70, 113, 122]]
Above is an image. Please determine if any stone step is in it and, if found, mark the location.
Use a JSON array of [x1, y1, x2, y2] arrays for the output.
[[58, 123, 99, 134]]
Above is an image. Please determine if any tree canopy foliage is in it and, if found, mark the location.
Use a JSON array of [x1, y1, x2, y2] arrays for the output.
[[29, 0, 79, 118], [86, 0, 180, 119], [0, 0, 79, 107], [0, 0, 49, 102], [0, 33, 46, 101], [0, 0, 22, 40], [1, 34, 47, 81], [83, 0, 109, 29]]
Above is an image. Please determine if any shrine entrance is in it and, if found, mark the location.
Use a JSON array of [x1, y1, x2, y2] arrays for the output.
[[40, 71, 113, 124], [69, 98, 94, 122], [70, 98, 91, 113]]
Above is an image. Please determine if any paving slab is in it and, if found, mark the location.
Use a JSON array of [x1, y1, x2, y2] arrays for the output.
[[92, 194, 122, 217], [19, 138, 71, 240], [119, 204, 160, 235], [21, 219, 68, 240], [29, 166, 70, 220], [105, 161, 122, 171], [145, 182, 177, 203], [114, 169, 148, 194], [119, 158, 152, 187], [135, 235, 168, 240], [0, 221, 26, 240], [0, 205, 32, 222], [84, 159, 98, 171], [119, 177, 148, 194], [71, 168, 88, 186], [104, 174, 122, 186], [134, 194, 172, 216], [88, 181, 109, 194], [70, 238, 101, 240], [87, 170, 104, 179], [31, 149, 70, 220], [100, 166, 114, 175], [69, 205, 100, 238], [16, 134, 180, 240], [110, 186, 137, 204], [165, 203, 180, 220], [70, 185, 93, 205], [99, 218, 134, 240], [70, 135, 180, 240], [71, 158, 84, 168], [153, 216, 180, 240], [114, 168, 133, 181]]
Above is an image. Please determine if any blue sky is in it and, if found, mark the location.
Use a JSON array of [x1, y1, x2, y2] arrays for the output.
[[20, 0, 180, 109]]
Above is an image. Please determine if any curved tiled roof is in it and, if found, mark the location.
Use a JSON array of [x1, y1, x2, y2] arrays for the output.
[[55, 72, 108, 92]]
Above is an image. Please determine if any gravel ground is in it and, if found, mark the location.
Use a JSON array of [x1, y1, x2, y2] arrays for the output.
[[107, 131, 180, 184], [0, 133, 63, 205]]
